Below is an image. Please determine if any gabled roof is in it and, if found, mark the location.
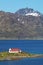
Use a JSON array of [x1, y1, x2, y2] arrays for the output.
[[10, 48, 20, 51]]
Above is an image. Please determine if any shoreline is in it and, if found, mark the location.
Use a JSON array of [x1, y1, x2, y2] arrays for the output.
[[0, 52, 43, 60]]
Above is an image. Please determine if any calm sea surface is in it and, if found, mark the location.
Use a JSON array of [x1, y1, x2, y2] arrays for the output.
[[0, 40, 43, 65]]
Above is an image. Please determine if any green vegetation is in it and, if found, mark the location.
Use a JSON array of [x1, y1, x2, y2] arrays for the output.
[[0, 51, 43, 60], [0, 51, 34, 60]]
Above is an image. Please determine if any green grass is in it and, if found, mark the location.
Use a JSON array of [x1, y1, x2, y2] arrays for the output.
[[0, 51, 32, 60], [0, 51, 42, 60]]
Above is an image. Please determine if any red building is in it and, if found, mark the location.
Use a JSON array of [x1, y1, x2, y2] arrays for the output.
[[9, 48, 22, 53]]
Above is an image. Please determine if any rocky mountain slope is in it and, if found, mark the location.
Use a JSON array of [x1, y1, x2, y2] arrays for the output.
[[0, 8, 43, 39]]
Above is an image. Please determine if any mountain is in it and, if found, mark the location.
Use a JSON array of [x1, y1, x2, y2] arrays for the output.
[[15, 8, 41, 16], [0, 8, 43, 40]]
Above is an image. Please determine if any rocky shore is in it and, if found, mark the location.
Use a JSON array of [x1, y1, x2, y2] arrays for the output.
[[0, 52, 43, 61]]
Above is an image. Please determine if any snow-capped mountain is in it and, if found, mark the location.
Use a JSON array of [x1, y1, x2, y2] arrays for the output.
[[15, 8, 41, 16], [0, 8, 43, 39]]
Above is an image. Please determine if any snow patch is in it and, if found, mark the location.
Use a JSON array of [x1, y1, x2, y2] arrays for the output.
[[22, 21, 24, 24], [18, 18, 20, 21], [25, 13, 40, 16]]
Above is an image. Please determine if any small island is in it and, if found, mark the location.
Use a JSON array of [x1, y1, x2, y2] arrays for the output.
[[0, 48, 43, 61]]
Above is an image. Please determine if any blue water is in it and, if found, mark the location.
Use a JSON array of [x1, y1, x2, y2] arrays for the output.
[[0, 40, 43, 65]]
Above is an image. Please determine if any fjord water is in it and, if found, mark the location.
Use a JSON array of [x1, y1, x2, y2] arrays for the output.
[[0, 40, 43, 65]]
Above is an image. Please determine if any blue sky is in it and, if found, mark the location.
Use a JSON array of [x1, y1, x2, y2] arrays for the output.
[[0, 0, 43, 13]]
